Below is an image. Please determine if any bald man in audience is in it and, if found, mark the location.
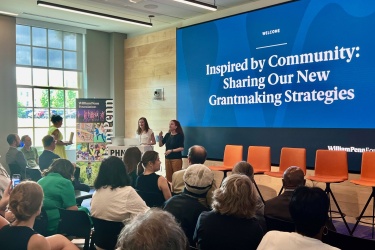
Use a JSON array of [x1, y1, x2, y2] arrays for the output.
[[264, 166, 305, 221], [172, 145, 207, 194]]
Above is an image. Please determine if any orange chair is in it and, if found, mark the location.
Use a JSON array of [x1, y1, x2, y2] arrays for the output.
[[209, 145, 243, 175], [306, 150, 350, 234], [350, 151, 375, 238], [247, 146, 271, 203], [265, 147, 306, 195]]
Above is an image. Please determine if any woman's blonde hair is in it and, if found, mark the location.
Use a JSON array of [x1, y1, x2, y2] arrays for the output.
[[212, 174, 257, 219], [9, 181, 43, 221]]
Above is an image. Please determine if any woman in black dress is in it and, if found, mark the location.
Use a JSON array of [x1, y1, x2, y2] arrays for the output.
[[158, 120, 184, 182]]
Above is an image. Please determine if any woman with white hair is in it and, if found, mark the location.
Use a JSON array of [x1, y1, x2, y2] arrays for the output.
[[116, 208, 189, 250], [193, 174, 264, 250]]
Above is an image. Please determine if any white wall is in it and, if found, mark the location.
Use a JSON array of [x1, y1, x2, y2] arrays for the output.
[[0, 15, 16, 171]]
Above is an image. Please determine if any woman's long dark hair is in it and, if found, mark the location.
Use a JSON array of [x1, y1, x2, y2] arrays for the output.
[[137, 151, 159, 172], [171, 120, 184, 135], [123, 147, 143, 175], [94, 156, 131, 190], [42, 159, 74, 179]]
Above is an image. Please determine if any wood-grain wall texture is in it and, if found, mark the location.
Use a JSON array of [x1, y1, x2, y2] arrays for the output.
[[124, 28, 177, 166]]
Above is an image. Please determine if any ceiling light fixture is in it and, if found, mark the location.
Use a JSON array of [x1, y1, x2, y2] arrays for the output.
[[0, 10, 18, 16], [174, 0, 217, 11], [37, 0, 152, 27]]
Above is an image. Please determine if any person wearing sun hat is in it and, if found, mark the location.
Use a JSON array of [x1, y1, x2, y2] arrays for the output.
[[163, 164, 214, 245]]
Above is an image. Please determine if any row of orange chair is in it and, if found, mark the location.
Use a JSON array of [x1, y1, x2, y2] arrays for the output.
[[209, 145, 375, 236], [208, 145, 307, 203]]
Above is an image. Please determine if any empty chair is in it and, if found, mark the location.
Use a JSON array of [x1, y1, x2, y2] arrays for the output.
[[208, 145, 243, 174], [8, 163, 22, 179], [247, 146, 271, 175], [58, 208, 92, 250], [136, 189, 165, 208], [90, 217, 124, 250], [33, 207, 49, 237], [306, 150, 350, 234], [265, 147, 306, 195], [247, 146, 271, 202], [350, 151, 375, 238]]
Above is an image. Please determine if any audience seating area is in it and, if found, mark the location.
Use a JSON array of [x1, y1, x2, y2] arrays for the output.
[[209, 144, 375, 239], [2, 143, 375, 249]]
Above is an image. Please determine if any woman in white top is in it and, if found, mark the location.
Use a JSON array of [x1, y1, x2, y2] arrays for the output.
[[91, 156, 149, 222], [136, 117, 156, 145]]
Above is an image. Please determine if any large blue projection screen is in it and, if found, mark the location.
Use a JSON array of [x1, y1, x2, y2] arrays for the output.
[[177, 0, 375, 172]]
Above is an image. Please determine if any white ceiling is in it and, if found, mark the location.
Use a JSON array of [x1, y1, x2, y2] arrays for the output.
[[0, 0, 291, 36]]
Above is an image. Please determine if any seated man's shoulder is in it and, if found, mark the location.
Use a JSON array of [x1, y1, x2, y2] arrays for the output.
[[172, 169, 186, 178], [171, 170, 186, 194]]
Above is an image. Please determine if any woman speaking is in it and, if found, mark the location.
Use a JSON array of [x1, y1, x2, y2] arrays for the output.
[[158, 120, 184, 182]]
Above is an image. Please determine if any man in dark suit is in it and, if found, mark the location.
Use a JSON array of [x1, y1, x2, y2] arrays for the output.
[[264, 166, 305, 221], [39, 135, 60, 171], [39, 135, 90, 192], [6, 133, 41, 181]]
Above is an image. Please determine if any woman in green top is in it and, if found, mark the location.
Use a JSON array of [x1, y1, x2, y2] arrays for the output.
[[38, 159, 88, 234], [48, 115, 72, 159]]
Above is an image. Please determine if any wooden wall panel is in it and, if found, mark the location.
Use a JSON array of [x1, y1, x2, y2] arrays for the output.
[[124, 28, 177, 164]]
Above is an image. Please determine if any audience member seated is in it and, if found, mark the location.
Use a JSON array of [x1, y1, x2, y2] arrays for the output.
[[91, 156, 149, 222], [164, 164, 214, 245], [123, 147, 143, 188], [193, 174, 264, 250], [37, 159, 89, 234], [39, 135, 90, 192], [0, 163, 10, 198], [232, 161, 265, 216], [264, 166, 305, 222], [232, 161, 266, 231], [135, 151, 171, 207], [257, 186, 339, 250], [172, 145, 207, 194], [0, 181, 78, 250], [6, 133, 41, 181], [0, 181, 11, 222], [39, 135, 60, 171], [116, 208, 189, 250], [20, 135, 40, 171], [172, 145, 221, 206]]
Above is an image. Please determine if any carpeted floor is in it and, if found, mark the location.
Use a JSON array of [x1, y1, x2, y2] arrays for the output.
[[333, 219, 375, 240]]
